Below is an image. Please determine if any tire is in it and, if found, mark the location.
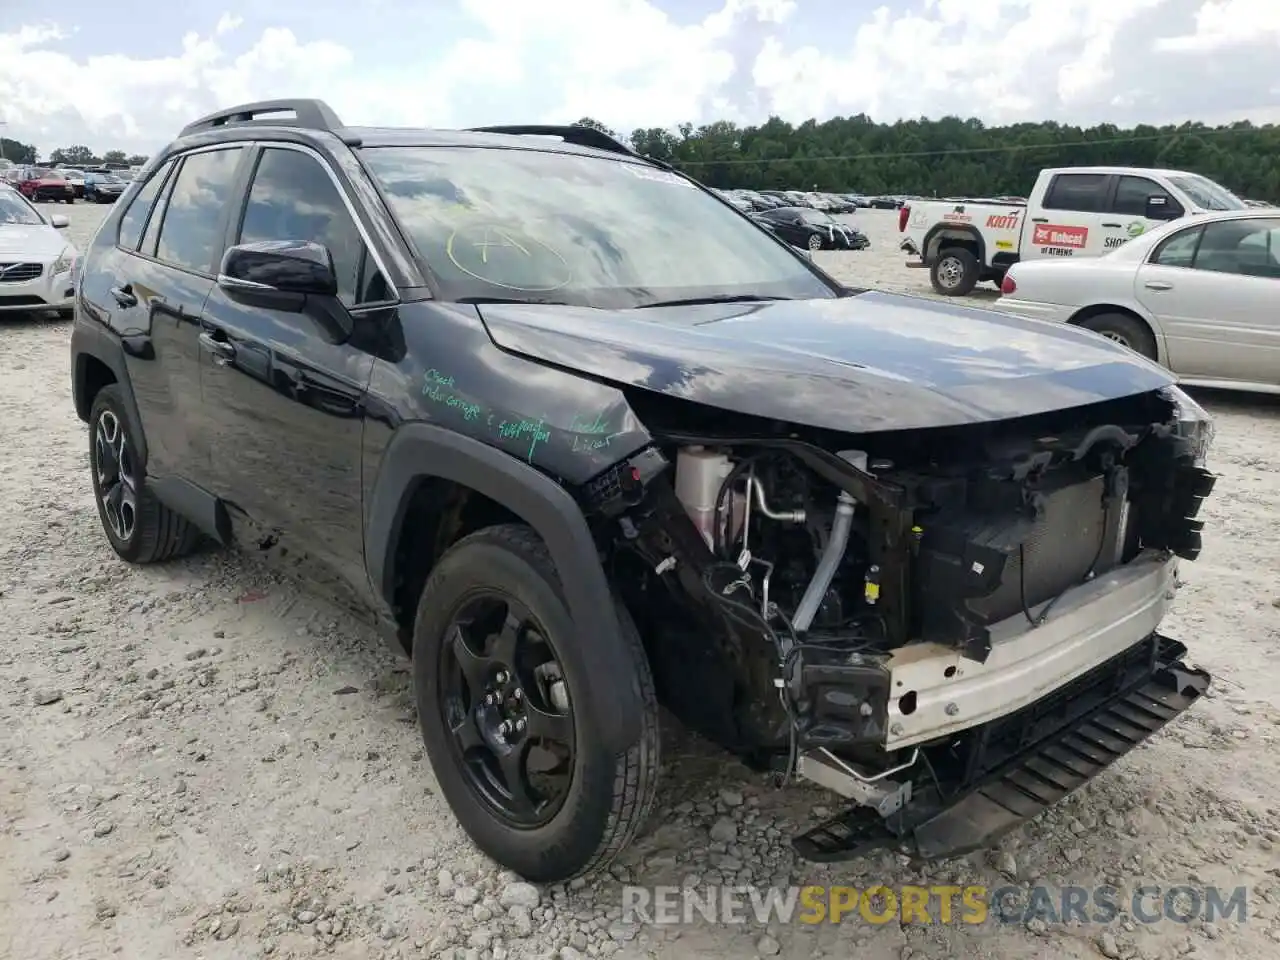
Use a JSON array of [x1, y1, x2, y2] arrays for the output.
[[88, 384, 202, 563], [807, 232, 824, 251], [1078, 312, 1158, 361], [930, 247, 980, 296], [413, 523, 660, 883]]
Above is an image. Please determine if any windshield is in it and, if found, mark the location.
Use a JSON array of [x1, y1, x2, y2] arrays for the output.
[[360, 146, 834, 308], [1168, 174, 1247, 211], [62, 169, 84, 178], [799, 208, 836, 224], [0, 190, 44, 226]]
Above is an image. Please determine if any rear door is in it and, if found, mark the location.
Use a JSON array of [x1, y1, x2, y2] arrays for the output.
[[126, 145, 251, 487], [1022, 172, 1114, 262], [1100, 174, 1184, 253], [1137, 217, 1280, 386]]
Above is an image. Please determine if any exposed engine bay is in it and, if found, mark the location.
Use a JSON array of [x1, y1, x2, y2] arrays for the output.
[[588, 384, 1216, 860]]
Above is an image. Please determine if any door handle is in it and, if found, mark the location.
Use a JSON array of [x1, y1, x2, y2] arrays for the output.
[[1101, 222, 1122, 228], [198, 331, 236, 364], [1144, 280, 1173, 291], [109, 284, 137, 308], [1031, 217, 1048, 223]]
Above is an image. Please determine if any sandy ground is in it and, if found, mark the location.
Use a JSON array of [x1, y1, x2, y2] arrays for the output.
[[2, 206, 1279, 960]]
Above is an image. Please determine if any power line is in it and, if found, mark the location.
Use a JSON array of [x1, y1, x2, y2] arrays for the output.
[[666, 124, 1260, 166]]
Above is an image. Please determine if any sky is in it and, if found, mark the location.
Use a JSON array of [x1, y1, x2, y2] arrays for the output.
[[1, 0, 1278, 158]]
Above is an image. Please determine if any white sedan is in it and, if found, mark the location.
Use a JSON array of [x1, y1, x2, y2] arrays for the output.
[[0, 185, 78, 318], [998, 208, 1279, 394]]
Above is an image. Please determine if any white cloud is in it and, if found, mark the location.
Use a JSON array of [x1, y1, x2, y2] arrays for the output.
[[0, 0, 1277, 159]]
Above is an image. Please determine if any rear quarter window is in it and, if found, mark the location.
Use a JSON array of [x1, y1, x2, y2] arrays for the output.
[[116, 160, 175, 251]]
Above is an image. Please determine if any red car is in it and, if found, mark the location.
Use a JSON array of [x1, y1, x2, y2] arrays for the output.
[[18, 168, 76, 204]]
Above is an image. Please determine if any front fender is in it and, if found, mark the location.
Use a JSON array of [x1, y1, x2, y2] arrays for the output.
[[363, 420, 643, 754]]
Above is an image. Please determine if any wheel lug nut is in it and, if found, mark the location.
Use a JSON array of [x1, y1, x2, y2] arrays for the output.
[[495, 671, 508, 684], [515, 718, 526, 732], [512, 688, 522, 701]]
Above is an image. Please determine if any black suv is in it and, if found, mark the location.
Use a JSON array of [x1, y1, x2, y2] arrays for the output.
[[71, 99, 1217, 883]]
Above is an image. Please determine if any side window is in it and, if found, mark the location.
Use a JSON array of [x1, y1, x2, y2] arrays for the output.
[[1150, 226, 1202, 267], [236, 147, 383, 307], [1112, 176, 1182, 218], [140, 166, 179, 257], [154, 148, 245, 274], [1042, 173, 1109, 213], [116, 161, 174, 251], [1191, 218, 1280, 278]]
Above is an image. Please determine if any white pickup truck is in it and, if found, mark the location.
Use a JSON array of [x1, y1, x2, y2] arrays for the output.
[[898, 165, 1248, 296]]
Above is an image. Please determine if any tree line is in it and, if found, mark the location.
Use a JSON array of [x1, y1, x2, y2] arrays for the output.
[[590, 115, 1280, 202], [8, 112, 1279, 201], [0, 140, 148, 169]]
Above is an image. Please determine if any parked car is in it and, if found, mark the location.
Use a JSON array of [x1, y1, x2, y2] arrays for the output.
[[0, 185, 78, 317], [83, 171, 128, 203], [998, 208, 1279, 393], [71, 98, 1216, 885], [60, 168, 87, 198], [899, 165, 1248, 296], [18, 167, 76, 203], [754, 206, 869, 251]]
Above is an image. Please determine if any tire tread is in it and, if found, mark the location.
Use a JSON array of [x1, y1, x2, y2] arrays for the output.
[[90, 385, 202, 564]]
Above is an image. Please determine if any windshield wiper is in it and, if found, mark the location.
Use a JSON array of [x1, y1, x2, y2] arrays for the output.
[[455, 296, 571, 305], [635, 294, 794, 309]]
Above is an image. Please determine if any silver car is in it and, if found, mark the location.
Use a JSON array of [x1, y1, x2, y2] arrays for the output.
[[998, 208, 1279, 395]]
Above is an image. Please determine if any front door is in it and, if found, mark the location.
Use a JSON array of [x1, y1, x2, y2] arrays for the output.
[[1023, 172, 1114, 262], [1137, 216, 1280, 386], [1098, 174, 1184, 255], [199, 144, 392, 600]]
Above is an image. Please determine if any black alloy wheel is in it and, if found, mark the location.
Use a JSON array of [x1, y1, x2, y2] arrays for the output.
[[439, 592, 575, 827], [87, 385, 201, 563], [93, 408, 138, 544]]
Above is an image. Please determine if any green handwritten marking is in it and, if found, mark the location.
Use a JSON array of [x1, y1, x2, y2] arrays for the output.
[[497, 417, 552, 462], [571, 433, 622, 453], [567, 412, 613, 435], [421, 371, 482, 422]]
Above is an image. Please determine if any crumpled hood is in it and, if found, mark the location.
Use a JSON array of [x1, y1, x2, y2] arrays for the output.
[[0, 223, 70, 260], [476, 290, 1177, 433]]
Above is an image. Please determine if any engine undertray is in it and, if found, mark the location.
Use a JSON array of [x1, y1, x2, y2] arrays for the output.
[[791, 633, 1209, 862]]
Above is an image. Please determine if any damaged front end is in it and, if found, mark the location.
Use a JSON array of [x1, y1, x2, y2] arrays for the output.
[[584, 384, 1216, 862]]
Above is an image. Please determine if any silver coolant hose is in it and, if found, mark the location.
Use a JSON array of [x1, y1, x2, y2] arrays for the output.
[[792, 490, 856, 633]]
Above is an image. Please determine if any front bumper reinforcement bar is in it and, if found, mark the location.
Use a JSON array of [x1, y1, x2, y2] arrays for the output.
[[792, 633, 1209, 862]]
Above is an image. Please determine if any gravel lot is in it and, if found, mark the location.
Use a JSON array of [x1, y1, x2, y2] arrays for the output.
[[3, 204, 1279, 960]]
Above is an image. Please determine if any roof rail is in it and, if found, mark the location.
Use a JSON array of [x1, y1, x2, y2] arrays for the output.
[[180, 99, 344, 138], [464, 124, 639, 159]]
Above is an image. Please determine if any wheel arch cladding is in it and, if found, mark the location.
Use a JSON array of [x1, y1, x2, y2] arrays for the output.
[[71, 325, 148, 466], [364, 421, 644, 754]]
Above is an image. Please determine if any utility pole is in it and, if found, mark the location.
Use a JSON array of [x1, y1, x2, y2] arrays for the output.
[[0, 119, 8, 164]]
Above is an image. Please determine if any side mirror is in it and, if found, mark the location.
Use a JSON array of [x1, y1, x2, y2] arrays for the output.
[[220, 240, 338, 297], [50, 214, 69, 228], [218, 240, 352, 340]]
